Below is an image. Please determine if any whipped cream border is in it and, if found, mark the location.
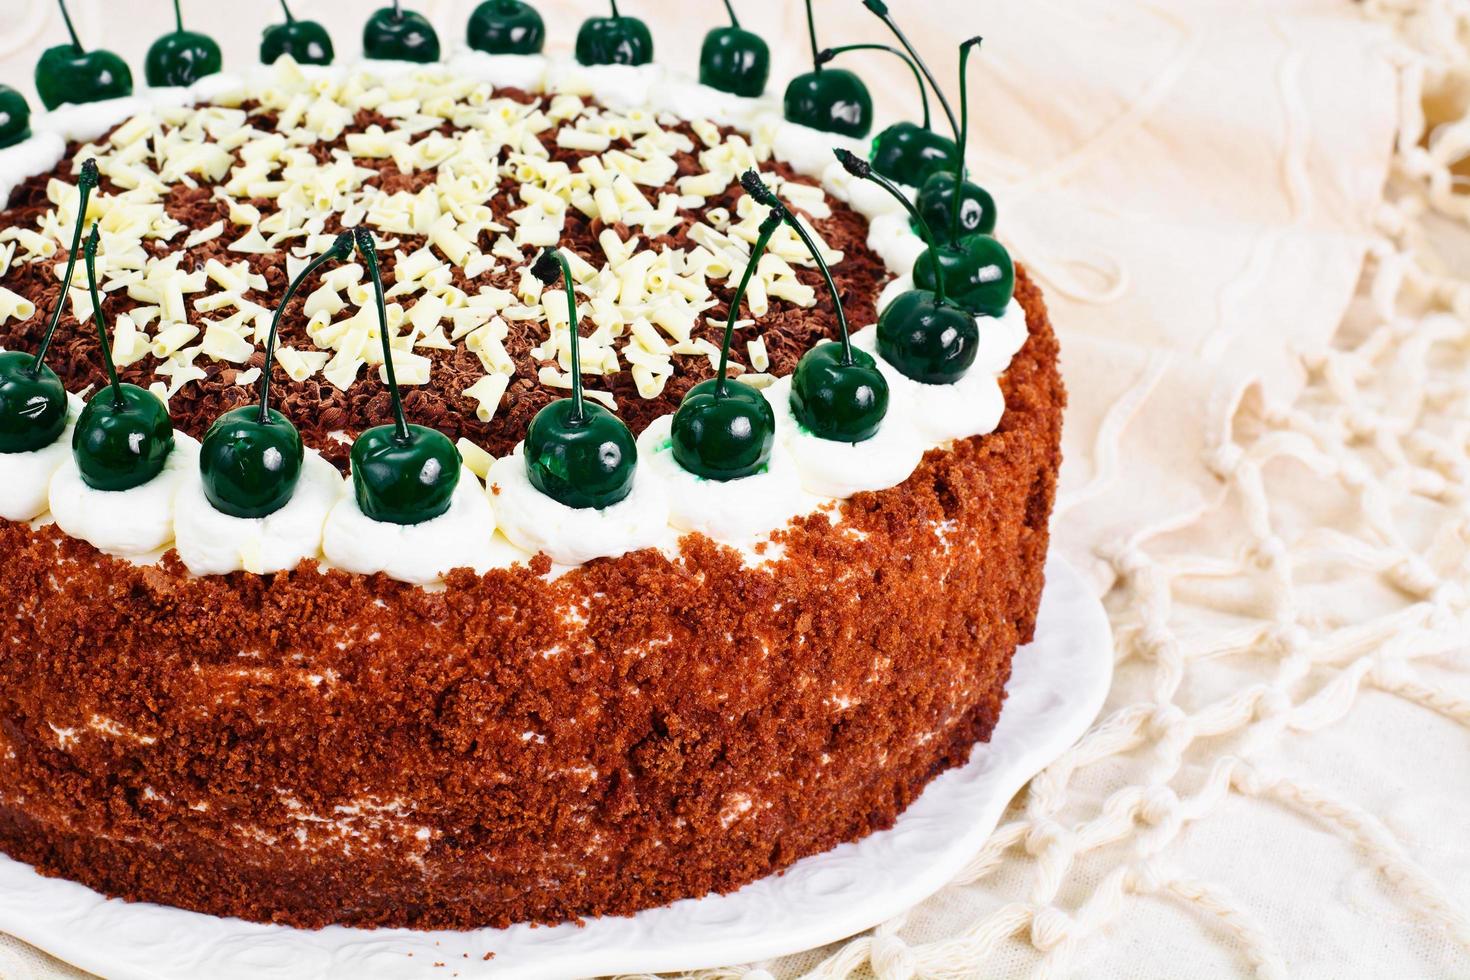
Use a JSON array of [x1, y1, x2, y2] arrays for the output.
[[0, 53, 1027, 584]]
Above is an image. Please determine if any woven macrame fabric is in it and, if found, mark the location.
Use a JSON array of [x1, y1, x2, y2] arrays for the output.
[[0, 1, 1467, 978]]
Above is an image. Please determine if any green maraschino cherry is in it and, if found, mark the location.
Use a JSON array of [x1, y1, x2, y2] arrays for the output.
[[0, 158, 98, 455], [364, 1, 442, 63], [874, 19, 997, 244], [261, 0, 335, 66], [670, 207, 782, 480], [743, 172, 889, 443], [145, 0, 223, 88], [818, 44, 959, 188], [199, 232, 354, 520], [911, 39, 1014, 317], [861, 1, 996, 241], [524, 247, 638, 509], [35, 0, 134, 111], [349, 228, 460, 525], [467, 0, 545, 55], [782, 0, 872, 139], [699, 0, 769, 99], [576, 0, 653, 67], [835, 148, 978, 385], [72, 223, 175, 491], [0, 85, 32, 149]]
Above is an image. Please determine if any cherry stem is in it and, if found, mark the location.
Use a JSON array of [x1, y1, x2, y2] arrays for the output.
[[862, 0, 959, 151], [716, 212, 781, 398], [32, 160, 97, 376], [779, 205, 852, 364], [173, 0, 183, 32], [57, 0, 84, 52], [804, 0, 821, 72], [547, 250, 586, 423], [824, 43, 930, 131], [722, 0, 741, 29], [356, 229, 410, 445], [279, 0, 295, 24], [835, 149, 949, 305], [257, 233, 351, 425], [950, 38, 981, 243], [81, 224, 125, 408]]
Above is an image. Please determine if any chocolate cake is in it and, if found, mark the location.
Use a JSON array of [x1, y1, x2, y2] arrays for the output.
[[0, 5, 1062, 934]]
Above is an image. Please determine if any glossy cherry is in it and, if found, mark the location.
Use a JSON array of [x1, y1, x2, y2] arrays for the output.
[[36, 0, 133, 111], [0, 86, 32, 149], [364, 1, 441, 63], [0, 351, 66, 454], [72, 224, 175, 491], [819, 44, 958, 188], [261, 0, 335, 66], [576, 0, 653, 67], [857, 2, 996, 241], [670, 209, 782, 481], [783, 0, 871, 139], [0, 158, 97, 455], [742, 172, 889, 442], [835, 148, 978, 385], [467, 0, 545, 56], [350, 229, 460, 525], [913, 36, 996, 244], [913, 232, 1014, 319], [914, 171, 996, 240], [525, 248, 638, 509], [199, 232, 353, 519], [145, 0, 222, 88], [699, 0, 769, 99], [910, 40, 1015, 317]]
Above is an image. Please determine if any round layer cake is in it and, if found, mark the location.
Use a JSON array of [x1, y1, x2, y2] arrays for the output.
[[0, 53, 1062, 929]]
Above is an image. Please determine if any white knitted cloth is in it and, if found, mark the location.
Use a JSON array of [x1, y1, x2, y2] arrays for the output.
[[0, 1, 1466, 978]]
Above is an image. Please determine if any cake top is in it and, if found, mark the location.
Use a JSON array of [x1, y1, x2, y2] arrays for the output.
[[0, 64, 878, 469], [0, 2, 1021, 583]]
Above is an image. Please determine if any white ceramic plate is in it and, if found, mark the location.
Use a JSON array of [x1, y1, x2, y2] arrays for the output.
[[0, 556, 1111, 980]]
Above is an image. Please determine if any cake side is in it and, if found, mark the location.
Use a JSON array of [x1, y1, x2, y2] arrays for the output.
[[0, 266, 1060, 931]]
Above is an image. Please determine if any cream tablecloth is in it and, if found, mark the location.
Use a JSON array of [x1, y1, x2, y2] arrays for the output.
[[0, 0, 1467, 977]]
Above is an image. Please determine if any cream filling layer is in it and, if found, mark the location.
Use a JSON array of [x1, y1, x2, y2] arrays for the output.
[[0, 56, 1027, 582]]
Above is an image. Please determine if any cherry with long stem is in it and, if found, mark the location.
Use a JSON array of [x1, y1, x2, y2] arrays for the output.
[[819, 44, 929, 130], [860, 0, 960, 147]]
